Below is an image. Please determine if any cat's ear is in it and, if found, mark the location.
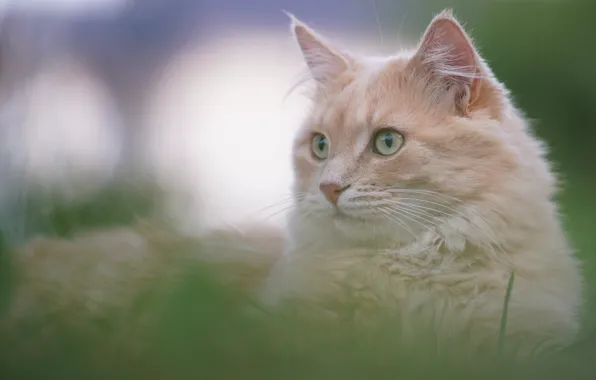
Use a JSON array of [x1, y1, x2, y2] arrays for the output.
[[288, 14, 352, 86], [408, 10, 499, 116]]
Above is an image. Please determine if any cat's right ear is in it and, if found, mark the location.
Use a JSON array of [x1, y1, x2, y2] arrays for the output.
[[287, 13, 352, 86]]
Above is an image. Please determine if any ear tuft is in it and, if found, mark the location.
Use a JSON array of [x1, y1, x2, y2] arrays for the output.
[[435, 8, 456, 20], [288, 15, 350, 86]]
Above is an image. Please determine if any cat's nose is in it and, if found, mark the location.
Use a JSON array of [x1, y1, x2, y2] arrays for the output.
[[319, 182, 350, 206]]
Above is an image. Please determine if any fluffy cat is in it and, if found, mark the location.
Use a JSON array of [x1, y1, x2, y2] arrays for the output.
[[4, 10, 583, 359], [260, 9, 583, 356]]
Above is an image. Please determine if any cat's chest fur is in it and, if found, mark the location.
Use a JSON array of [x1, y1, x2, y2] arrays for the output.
[[262, 238, 504, 317], [259, 230, 581, 356]]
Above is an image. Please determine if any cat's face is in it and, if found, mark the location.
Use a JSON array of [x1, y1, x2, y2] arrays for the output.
[[290, 11, 517, 245]]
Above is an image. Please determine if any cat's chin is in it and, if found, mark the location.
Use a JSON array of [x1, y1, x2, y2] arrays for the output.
[[329, 213, 414, 248], [288, 210, 415, 249], [331, 213, 366, 232]]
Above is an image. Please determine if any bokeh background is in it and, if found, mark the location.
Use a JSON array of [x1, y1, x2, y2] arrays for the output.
[[0, 0, 594, 378]]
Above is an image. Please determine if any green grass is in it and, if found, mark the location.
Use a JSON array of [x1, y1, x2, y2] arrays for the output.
[[0, 180, 595, 380], [497, 272, 515, 357]]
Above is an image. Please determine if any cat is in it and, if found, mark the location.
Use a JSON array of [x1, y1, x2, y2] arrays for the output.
[[3, 9, 583, 359], [260, 9, 583, 356]]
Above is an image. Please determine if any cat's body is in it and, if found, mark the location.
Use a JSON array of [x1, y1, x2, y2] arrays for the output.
[[3, 10, 583, 359]]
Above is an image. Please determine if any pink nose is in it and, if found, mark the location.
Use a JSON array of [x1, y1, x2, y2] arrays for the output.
[[319, 182, 349, 206]]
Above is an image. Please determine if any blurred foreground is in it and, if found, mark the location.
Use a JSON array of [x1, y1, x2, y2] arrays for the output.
[[0, 183, 595, 380]]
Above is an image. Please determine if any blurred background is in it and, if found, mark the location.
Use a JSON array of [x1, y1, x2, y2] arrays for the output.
[[0, 0, 594, 297]]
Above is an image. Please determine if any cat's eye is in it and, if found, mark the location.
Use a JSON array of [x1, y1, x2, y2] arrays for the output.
[[311, 133, 329, 160], [373, 129, 404, 156]]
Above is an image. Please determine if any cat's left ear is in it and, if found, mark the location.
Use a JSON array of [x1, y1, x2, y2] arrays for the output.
[[408, 10, 502, 116]]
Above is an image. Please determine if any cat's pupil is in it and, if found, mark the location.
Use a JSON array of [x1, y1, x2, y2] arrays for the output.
[[382, 134, 394, 148], [318, 138, 326, 151]]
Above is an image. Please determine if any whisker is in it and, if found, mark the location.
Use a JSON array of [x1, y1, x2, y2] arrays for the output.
[[379, 205, 445, 253], [246, 194, 307, 222], [387, 190, 504, 235], [249, 194, 306, 214], [382, 205, 445, 242], [378, 206, 417, 241], [389, 196, 477, 225], [388, 198, 464, 221], [373, 188, 508, 258], [390, 201, 438, 221], [369, 0, 385, 50], [354, 190, 502, 251], [387, 188, 464, 206], [387, 204, 443, 232], [390, 199, 508, 260], [258, 205, 299, 222], [390, 190, 508, 249]]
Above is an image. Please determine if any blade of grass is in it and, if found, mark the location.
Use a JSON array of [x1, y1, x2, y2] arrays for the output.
[[498, 271, 516, 356]]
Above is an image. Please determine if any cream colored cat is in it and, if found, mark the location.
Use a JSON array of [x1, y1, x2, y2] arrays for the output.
[[4, 10, 583, 358], [263, 9, 583, 356]]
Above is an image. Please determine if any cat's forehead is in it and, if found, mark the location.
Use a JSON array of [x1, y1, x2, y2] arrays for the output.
[[309, 54, 418, 135]]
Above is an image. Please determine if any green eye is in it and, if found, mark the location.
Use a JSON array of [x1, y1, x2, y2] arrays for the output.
[[373, 129, 404, 156], [311, 133, 329, 160]]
